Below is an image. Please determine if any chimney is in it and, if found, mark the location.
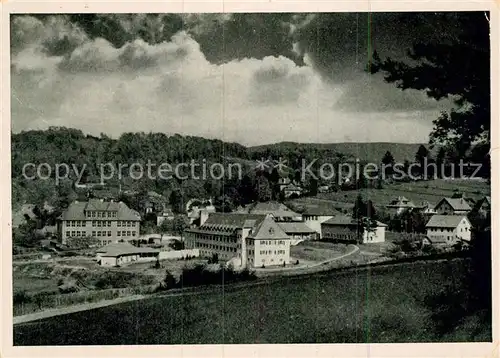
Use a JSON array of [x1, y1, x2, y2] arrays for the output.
[[200, 210, 210, 226]]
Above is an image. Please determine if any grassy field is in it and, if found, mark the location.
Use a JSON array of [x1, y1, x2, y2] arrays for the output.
[[290, 241, 350, 262], [13, 259, 490, 345], [288, 179, 490, 213]]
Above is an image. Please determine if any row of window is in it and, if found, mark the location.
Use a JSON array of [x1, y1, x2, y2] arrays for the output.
[[196, 242, 237, 252], [65, 230, 137, 238], [66, 220, 137, 228], [305, 215, 321, 220], [259, 240, 287, 246], [66, 231, 89, 237], [86, 211, 118, 218], [117, 231, 137, 237], [93, 231, 112, 237], [67, 221, 86, 227], [428, 227, 469, 232], [323, 232, 356, 240], [259, 250, 286, 255], [193, 234, 238, 244]]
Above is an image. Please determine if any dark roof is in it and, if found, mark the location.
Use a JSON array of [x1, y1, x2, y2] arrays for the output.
[[302, 206, 340, 216], [426, 215, 469, 228], [386, 196, 415, 208], [248, 217, 289, 240], [435, 198, 471, 211], [322, 216, 387, 227], [186, 213, 290, 240], [277, 222, 316, 234], [202, 213, 267, 228], [242, 201, 300, 218], [60, 200, 140, 221]]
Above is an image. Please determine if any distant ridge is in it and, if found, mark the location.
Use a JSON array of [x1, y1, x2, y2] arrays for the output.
[[248, 142, 439, 163]]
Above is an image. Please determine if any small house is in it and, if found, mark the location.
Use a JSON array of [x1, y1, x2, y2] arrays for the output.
[[434, 198, 471, 215], [95, 242, 160, 267], [386, 196, 416, 216]]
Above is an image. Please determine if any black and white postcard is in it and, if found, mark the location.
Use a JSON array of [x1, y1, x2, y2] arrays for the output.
[[1, 2, 498, 358]]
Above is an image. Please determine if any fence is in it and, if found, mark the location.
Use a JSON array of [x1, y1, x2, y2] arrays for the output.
[[13, 284, 159, 317], [159, 249, 199, 260]]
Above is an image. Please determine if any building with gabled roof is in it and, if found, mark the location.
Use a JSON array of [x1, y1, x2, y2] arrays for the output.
[[58, 199, 141, 246], [434, 197, 472, 215], [475, 196, 491, 218], [237, 201, 302, 222], [302, 206, 341, 238], [184, 213, 292, 268], [277, 221, 317, 243], [321, 216, 387, 243], [95, 242, 159, 266], [386, 196, 416, 216], [425, 214, 471, 245]]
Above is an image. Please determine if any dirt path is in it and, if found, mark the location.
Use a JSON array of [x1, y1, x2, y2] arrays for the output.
[[14, 255, 455, 325], [255, 244, 360, 274]]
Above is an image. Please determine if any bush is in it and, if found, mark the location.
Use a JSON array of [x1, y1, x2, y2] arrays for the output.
[[163, 270, 177, 289], [13, 290, 31, 305], [177, 264, 256, 288], [58, 283, 79, 294]]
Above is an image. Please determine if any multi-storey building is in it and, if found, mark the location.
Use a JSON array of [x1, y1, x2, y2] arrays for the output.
[[302, 207, 340, 238], [425, 215, 471, 245], [58, 199, 141, 246], [184, 213, 291, 268]]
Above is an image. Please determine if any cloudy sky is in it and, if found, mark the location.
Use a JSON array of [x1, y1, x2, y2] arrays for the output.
[[11, 13, 458, 146]]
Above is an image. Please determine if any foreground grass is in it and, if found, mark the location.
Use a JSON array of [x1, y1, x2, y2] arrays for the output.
[[14, 259, 490, 345]]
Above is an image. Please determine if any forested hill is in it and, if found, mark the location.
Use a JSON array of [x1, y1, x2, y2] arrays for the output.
[[249, 142, 437, 163], [11, 127, 249, 178], [12, 127, 436, 179], [10, 127, 489, 213]]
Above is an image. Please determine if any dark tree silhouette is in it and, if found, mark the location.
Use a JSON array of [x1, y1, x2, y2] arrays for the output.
[[369, 12, 490, 155]]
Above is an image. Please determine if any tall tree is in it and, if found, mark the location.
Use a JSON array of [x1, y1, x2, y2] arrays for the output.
[[435, 147, 447, 179], [415, 145, 430, 178], [254, 174, 272, 202], [381, 150, 395, 177], [169, 189, 184, 214], [369, 12, 490, 156], [352, 194, 366, 219]]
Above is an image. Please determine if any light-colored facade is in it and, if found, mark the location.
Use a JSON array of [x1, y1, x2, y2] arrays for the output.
[[58, 199, 141, 246], [386, 196, 416, 216], [157, 208, 175, 226], [277, 222, 317, 244], [96, 242, 159, 266], [185, 213, 291, 268], [425, 215, 471, 245], [303, 208, 338, 238]]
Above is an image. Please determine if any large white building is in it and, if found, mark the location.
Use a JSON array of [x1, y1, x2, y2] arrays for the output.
[[302, 207, 339, 239], [425, 215, 472, 245], [184, 213, 291, 268], [58, 199, 141, 246]]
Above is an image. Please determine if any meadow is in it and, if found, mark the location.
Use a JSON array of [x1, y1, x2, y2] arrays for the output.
[[289, 179, 490, 213], [13, 259, 490, 345]]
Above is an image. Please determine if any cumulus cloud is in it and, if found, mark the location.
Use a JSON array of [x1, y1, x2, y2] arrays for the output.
[[11, 14, 453, 145]]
